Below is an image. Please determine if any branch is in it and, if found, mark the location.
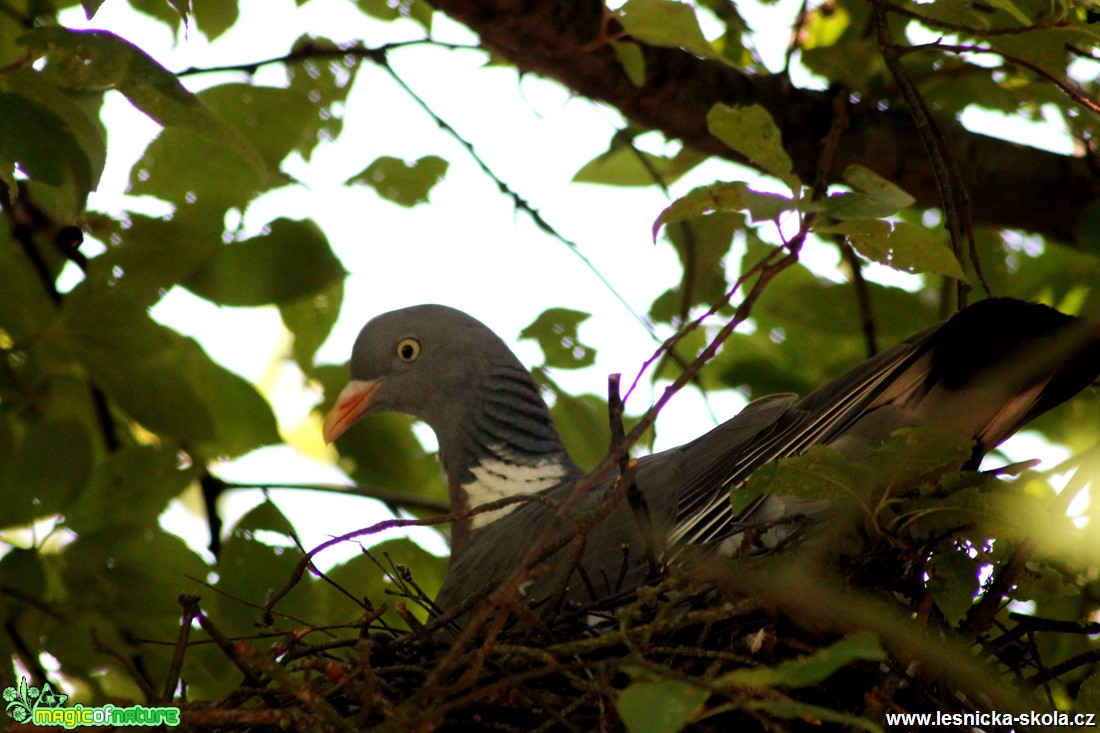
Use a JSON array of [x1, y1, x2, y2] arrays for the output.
[[426, 0, 1098, 244]]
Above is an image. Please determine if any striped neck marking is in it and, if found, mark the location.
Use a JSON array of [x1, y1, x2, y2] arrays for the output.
[[462, 454, 570, 528]]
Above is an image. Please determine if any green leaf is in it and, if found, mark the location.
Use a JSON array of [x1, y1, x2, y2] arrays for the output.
[[78, 213, 217, 309], [186, 218, 346, 307], [357, 0, 400, 20], [63, 526, 209, 640], [927, 550, 978, 627], [574, 144, 704, 188], [615, 0, 721, 62], [545, 386, 611, 471], [0, 228, 59, 344], [0, 69, 106, 214], [706, 104, 798, 189], [729, 473, 765, 517], [657, 211, 739, 315], [520, 308, 596, 369], [801, 40, 883, 91], [167, 0, 191, 20], [66, 446, 197, 534], [0, 549, 47, 603], [19, 28, 265, 175], [820, 219, 969, 281], [55, 286, 279, 457], [823, 165, 915, 220], [720, 632, 886, 688], [129, 124, 276, 227], [192, 0, 239, 40], [0, 91, 94, 214], [214, 500, 308, 634], [872, 427, 974, 490], [653, 181, 793, 239], [355, 0, 433, 29], [280, 280, 344, 372], [982, 0, 1034, 26], [125, 0, 185, 32], [0, 417, 93, 527], [81, 0, 107, 18], [347, 155, 449, 207], [612, 40, 646, 86], [745, 445, 872, 502], [1077, 673, 1100, 714], [199, 56, 350, 169], [617, 678, 709, 733], [318, 539, 449, 628]]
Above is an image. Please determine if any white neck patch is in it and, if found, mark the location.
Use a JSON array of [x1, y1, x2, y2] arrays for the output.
[[462, 455, 569, 529]]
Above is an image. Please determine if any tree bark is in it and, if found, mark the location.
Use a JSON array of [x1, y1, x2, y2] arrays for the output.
[[429, 0, 1099, 246]]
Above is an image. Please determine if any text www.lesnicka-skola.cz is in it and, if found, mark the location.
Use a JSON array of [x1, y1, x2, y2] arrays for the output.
[[885, 711, 1096, 728]]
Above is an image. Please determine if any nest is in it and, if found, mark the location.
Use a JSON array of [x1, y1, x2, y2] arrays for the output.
[[156, 531, 1097, 733]]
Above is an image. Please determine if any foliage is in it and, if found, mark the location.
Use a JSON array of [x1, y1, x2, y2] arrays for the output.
[[1, 0, 1099, 730]]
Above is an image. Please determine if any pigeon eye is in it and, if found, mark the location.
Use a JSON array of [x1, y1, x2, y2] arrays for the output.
[[396, 337, 421, 363]]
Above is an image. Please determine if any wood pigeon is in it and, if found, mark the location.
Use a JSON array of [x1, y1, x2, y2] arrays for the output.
[[322, 299, 1100, 622]]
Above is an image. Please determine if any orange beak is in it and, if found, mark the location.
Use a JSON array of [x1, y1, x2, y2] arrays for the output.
[[322, 378, 383, 444]]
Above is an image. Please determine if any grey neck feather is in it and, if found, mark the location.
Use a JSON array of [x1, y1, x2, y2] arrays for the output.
[[436, 361, 582, 527]]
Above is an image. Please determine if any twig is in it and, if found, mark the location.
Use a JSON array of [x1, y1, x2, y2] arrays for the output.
[[871, 0, 983, 306], [161, 594, 201, 703], [838, 238, 879, 357], [610, 373, 658, 576], [885, 3, 1064, 36], [962, 539, 1036, 639], [903, 40, 1100, 117], [219, 479, 450, 514]]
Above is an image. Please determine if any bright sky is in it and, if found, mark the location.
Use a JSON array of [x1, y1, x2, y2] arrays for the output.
[[57, 0, 1084, 563]]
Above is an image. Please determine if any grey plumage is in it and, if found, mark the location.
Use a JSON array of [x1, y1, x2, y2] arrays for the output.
[[323, 300, 1100, 625]]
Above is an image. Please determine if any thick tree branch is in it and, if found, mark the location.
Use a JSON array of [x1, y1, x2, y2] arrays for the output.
[[428, 0, 1099, 245]]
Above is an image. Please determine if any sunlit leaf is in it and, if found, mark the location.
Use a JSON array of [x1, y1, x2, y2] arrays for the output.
[[823, 165, 915, 220], [192, 0, 239, 40], [615, 0, 723, 62], [520, 308, 596, 369], [820, 219, 968, 281], [574, 144, 704, 187], [654, 181, 793, 239], [347, 155, 449, 207], [707, 104, 798, 189], [612, 40, 647, 86]]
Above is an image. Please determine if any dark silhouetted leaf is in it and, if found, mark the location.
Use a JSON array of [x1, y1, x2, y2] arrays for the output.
[[186, 218, 346, 306]]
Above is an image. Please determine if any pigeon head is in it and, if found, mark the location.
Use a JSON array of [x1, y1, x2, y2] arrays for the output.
[[322, 304, 517, 443]]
